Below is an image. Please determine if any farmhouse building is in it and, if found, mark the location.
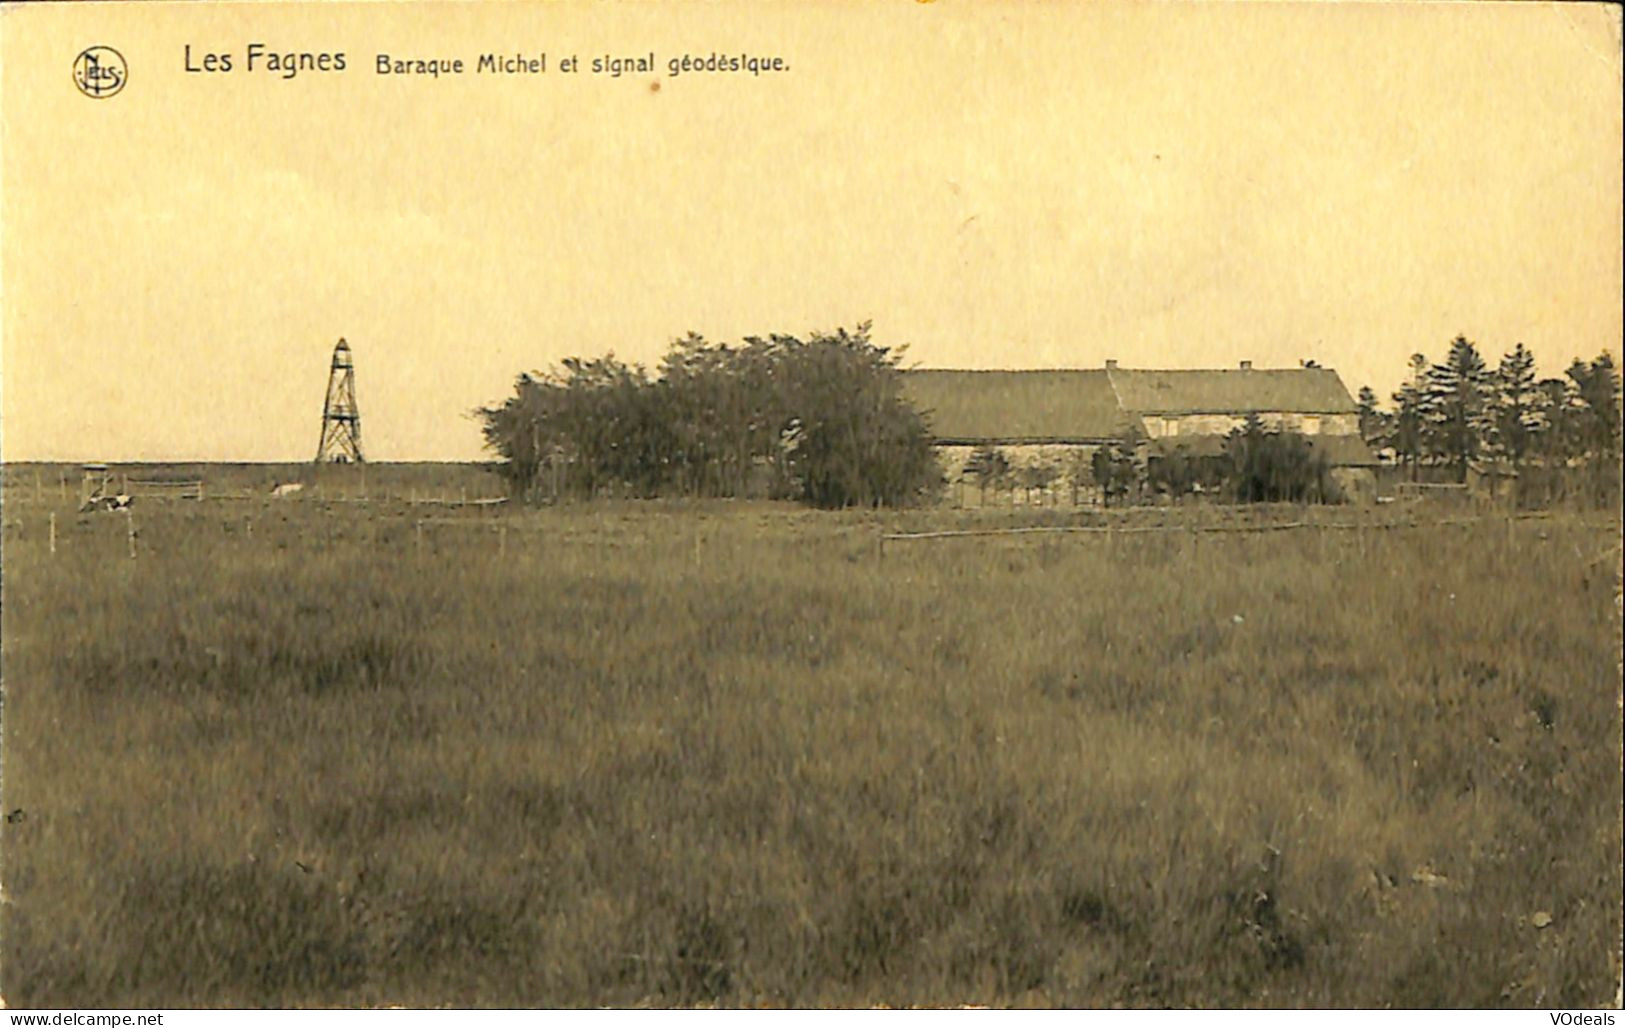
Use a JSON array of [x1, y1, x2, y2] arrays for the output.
[[902, 361, 1379, 504]]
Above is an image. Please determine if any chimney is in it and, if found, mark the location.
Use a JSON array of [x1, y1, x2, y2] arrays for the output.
[[1239, 360, 1253, 370], [1105, 359, 1118, 370]]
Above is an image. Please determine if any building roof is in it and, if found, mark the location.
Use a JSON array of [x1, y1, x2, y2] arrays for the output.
[[901, 369, 1139, 443], [1106, 367, 1358, 415], [902, 364, 1374, 465]]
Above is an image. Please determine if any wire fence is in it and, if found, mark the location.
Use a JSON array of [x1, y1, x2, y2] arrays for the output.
[[5, 492, 1617, 567]]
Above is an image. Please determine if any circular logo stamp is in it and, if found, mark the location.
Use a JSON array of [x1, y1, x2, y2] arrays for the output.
[[73, 46, 127, 99]]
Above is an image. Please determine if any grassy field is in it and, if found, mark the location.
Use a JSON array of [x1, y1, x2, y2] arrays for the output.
[[1, 479, 1620, 1007]]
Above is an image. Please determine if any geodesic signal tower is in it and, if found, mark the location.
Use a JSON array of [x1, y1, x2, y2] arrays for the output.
[[315, 338, 364, 463]]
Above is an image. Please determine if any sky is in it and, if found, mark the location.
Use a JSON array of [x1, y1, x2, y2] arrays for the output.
[[2, 1, 1620, 462]]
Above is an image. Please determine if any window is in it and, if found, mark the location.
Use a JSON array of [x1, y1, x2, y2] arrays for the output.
[[1302, 416, 1321, 435]]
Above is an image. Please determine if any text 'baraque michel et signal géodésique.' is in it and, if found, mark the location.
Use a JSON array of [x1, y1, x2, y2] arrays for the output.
[[183, 45, 788, 80]]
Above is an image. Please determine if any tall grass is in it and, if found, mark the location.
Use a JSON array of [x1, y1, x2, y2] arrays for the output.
[[1, 497, 1619, 1007]]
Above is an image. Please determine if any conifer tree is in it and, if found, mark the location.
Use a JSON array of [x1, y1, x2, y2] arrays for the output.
[[1490, 342, 1546, 470], [1536, 374, 1585, 462], [1356, 385, 1387, 445], [1420, 336, 1492, 482], [1389, 353, 1429, 480], [1568, 353, 1622, 460]]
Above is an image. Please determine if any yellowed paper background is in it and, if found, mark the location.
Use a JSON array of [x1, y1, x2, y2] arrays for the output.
[[3, 1, 1620, 462]]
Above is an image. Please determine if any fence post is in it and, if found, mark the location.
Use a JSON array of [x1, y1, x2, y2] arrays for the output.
[[125, 509, 136, 559], [49, 512, 56, 555], [500, 523, 507, 556], [415, 520, 423, 553]]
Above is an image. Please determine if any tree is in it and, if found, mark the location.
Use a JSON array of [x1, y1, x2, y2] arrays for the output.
[[1356, 386, 1387, 446], [1090, 441, 1140, 508], [1556, 353, 1624, 508], [1490, 342, 1546, 471], [1389, 353, 1429, 480], [532, 355, 675, 499], [1420, 336, 1492, 482], [964, 447, 1011, 505], [659, 333, 786, 496], [1015, 460, 1061, 505], [773, 324, 943, 508], [1568, 353, 1622, 460], [1147, 445, 1204, 500], [478, 373, 555, 500], [1223, 415, 1336, 503], [1065, 450, 1095, 506]]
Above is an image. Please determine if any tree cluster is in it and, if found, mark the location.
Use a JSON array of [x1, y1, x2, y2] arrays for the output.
[[1357, 338, 1621, 484], [1144, 445, 1225, 502], [1221, 416, 1337, 503], [477, 324, 942, 509]]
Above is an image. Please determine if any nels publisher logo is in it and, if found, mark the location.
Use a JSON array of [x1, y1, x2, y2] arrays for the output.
[[73, 46, 127, 98]]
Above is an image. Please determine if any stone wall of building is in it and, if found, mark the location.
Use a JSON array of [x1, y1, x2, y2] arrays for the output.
[[1138, 412, 1359, 439], [934, 442, 1110, 507]]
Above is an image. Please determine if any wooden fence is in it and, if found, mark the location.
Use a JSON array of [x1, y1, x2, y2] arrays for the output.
[[128, 479, 205, 501], [875, 510, 1618, 559]]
